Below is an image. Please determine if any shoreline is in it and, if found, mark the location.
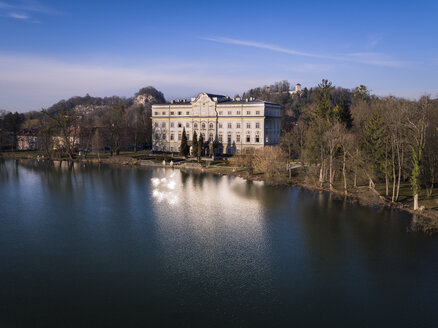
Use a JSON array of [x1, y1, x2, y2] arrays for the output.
[[2, 152, 437, 234]]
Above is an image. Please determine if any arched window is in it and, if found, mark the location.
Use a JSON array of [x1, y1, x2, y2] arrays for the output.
[[209, 123, 213, 129], [194, 123, 198, 129], [201, 123, 206, 129], [209, 133, 213, 141]]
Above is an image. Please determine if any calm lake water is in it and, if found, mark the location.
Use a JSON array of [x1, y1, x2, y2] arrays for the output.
[[1, 159, 437, 327]]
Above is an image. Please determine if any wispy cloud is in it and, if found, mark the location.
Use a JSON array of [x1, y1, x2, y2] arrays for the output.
[[0, 54, 272, 111], [0, 0, 60, 14], [201, 36, 404, 67], [0, 0, 60, 22], [8, 12, 28, 19], [201, 37, 326, 59]]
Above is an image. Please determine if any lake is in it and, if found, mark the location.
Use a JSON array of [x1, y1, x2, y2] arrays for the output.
[[0, 159, 437, 327]]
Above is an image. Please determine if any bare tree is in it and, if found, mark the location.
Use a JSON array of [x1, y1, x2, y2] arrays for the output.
[[42, 109, 80, 159], [404, 97, 430, 210]]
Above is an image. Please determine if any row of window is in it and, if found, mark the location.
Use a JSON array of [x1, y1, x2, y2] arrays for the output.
[[154, 122, 261, 129], [155, 132, 261, 144], [153, 110, 262, 116]]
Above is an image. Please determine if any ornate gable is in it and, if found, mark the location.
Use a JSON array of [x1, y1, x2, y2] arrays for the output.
[[192, 93, 216, 116]]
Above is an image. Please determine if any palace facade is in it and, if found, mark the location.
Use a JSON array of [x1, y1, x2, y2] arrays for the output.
[[151, 92, 281, 155]]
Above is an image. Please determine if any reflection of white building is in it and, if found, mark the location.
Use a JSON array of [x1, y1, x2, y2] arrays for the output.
[[151, 92, 281, 155]]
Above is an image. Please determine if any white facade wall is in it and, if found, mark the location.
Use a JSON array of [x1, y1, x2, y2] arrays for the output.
[[151, 93, 281, 154]]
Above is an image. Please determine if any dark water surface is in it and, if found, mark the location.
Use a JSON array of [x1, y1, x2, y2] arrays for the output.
[[0, 159, 437, 327]]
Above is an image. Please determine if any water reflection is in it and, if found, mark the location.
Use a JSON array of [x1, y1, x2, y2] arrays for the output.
[[1, 159, 438, 327]]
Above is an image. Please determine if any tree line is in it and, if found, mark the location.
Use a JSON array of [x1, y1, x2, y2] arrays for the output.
[[0, 87, 165, 158], [266, 80, 438, 210]]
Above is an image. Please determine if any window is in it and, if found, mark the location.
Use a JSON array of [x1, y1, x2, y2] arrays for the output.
[[170, 111, 174, 115], [219, 111, 223, 115], [219, 134, 223, 142], [178, 111, 182, 115], [227, 134, 232, 144], [246, 134, 251, 143], [256, 111, 260, 115], [209, 123, 214, 129], [201, 123, 206, 129], [236, 123, 241, 129], [178, 133, 182, 141], [219, 123, 223, 128], [228, 123, 232, 129], [170, 122, 174, 128], [228, 111, 232, 115], [154, 122, 158, 127], [194, 123, 198, 128], [246, 111, 251, 115], [162, 133, 166, 140], [236, 134, 241, 142], [161, 122, 166, 127], [154, 112, 158, 115], [162, 111, 166, 115], [237, 111, 241, 115], [256, 123, 260, 129], [255, 134, 260, 143], [170, 134, 174, 141], [186, 111, 190, 115], [209, 133, 213, 141], [246, 123, 251, 129], [178, 123, 182, 128]]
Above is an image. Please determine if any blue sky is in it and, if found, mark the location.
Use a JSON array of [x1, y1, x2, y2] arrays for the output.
[[1, 0, 437, 112]]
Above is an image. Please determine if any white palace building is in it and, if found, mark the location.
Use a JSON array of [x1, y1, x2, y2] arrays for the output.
[[151, 92, 281, 156]]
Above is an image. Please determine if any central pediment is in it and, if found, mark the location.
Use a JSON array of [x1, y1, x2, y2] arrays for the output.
[[191, 93, 223, 116], [191, 92, 222, 105]]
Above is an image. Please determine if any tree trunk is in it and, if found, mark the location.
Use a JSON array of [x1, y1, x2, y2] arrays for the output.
[[385, 142, 389, 196], [342, 151, 347, 195], [392, 143, 396, 202], [319, 147, 324, 188], [329, 152, 333, 191], [84, 132, 92, 159], [134, 133, 138, 153], [396, 145, 403, 201], [413, 193, 419, 210], [353, 147, 359, 188]]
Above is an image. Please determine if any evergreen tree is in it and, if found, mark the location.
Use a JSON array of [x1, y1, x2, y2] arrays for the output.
[[180, 128, 189, 157], [315, 79, 334, 120], [334, 97, 353, 129], [197, 133, 204, 160], [192, 131, 198, 157]]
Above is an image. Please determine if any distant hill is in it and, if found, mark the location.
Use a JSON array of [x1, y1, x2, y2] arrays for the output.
[[46, 86, 166, 115]]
